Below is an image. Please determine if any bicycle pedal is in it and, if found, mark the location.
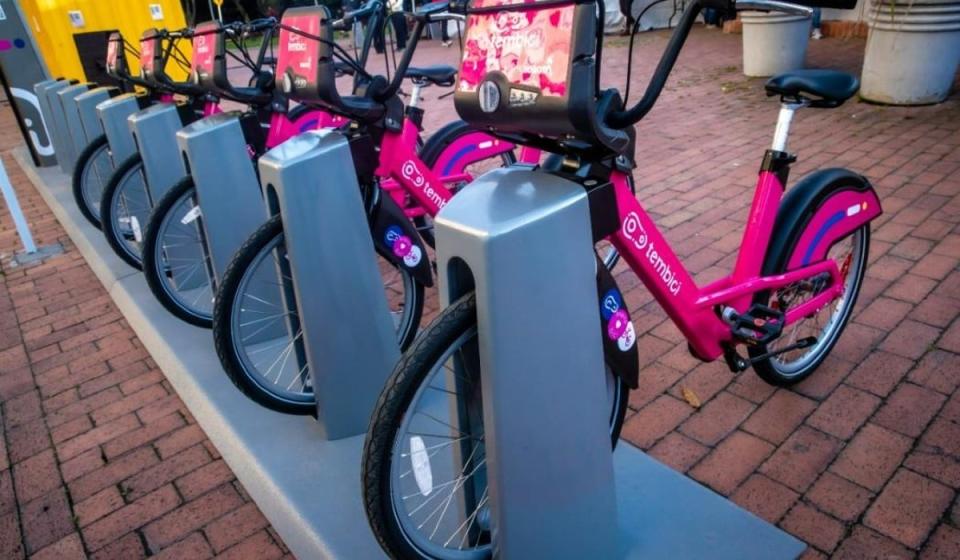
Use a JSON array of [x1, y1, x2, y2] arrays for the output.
[[731, 304, 784, 345]]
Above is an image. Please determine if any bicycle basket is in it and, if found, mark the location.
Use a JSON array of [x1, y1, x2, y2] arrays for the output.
[[192, 22, 224, 90], [139, 29, 165, 82], [454, 0, 604, 146], [277, 6, 333, 102], [106, 32, 127, 79]]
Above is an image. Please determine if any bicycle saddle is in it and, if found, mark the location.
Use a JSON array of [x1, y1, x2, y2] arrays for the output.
[[335, 61, 356, 77], [765, 69, 859, 108], [405, 65, 456, 87], [221, 70, 275, 103]]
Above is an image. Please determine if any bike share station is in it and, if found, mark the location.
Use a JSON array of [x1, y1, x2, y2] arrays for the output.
[[11, 1, 810, 558]]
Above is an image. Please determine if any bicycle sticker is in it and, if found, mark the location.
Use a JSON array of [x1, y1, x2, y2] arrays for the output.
[[130, 216, 143, 243], [409, 436, 433, 497], [600, 289, 636, 351], [385, 225, 403, 247], [385, 226, 423, 267], [607, 309, 636, 351], [601, 288, 624, 321], [180, 206, 202, 225]]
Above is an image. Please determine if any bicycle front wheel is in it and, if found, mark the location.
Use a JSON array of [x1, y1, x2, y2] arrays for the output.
[[72, 135, 113, 229], [142, 177, 214, 327], [212, 215, 424, 414], [362, 292, 628, 560], [100, 154, 151, 269]]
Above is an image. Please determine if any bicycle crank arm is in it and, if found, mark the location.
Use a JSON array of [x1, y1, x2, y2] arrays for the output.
[[723, 336, 817, 373], [749, 336, 817, 363]]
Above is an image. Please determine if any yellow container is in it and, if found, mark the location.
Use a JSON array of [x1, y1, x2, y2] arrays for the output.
[[19, 0, 191, 81]]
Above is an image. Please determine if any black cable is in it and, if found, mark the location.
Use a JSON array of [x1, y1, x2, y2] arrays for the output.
[[278, 23, 372, 80], [388, 14, 398, 80], [623, 0, 669, 105]]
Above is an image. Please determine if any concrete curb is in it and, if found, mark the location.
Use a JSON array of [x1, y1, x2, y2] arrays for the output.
[[15, 147, 387, 560]]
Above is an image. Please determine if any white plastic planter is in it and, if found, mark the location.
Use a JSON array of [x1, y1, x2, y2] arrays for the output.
[[741, 12, 812, 77], [861, 0, 960, 104]]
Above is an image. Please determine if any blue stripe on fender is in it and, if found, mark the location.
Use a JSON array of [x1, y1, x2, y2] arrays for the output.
[[298, 118, 319, 133], [802, 210, 846, 265], [442, 144, 476, 176]]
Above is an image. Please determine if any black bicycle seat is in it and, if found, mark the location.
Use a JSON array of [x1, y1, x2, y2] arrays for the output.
[[405, 65, 456, 87], [765, 69, 859, 108], [335, 61, 356, 77]]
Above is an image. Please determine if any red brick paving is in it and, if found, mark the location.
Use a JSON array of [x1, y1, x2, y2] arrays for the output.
[[0, 24, 958, 558], [0, 88, 289, 560]]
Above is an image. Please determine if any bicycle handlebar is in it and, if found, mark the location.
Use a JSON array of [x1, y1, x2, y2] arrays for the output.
[[606, 0, 812, 129]]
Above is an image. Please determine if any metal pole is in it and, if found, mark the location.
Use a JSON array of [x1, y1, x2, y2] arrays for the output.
[[0, 158, 37, 254]]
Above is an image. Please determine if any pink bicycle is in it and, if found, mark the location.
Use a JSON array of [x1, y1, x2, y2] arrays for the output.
[[99, 27, 224, 269], [362, 0, 880, 556], [140, 17, 350, 327], [210, 1, 546, 414]]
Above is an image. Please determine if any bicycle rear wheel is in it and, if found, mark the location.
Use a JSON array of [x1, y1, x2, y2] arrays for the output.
[[362, 292, 628, 560], [750, 225, 869, 385]]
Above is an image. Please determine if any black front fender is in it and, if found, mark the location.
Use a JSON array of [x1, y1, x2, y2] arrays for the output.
[[764, 168, 881, 275], [368, 187, 435, 287], [596, 257, 640, 389]]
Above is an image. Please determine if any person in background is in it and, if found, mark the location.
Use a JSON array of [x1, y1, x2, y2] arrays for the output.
[[811, 7, 823, 39], [703, 6, 721, 28]]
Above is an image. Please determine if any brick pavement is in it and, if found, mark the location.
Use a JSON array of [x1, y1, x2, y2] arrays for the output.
[[0, 25, 958, 559], [0, 87, 289, 560]]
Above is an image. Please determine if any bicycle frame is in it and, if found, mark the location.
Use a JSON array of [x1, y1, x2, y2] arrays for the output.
[[263, 109, 346, 149], [201, 100, 221, 117], [608, 159, 879, 361], [376, 117, 540, 217]]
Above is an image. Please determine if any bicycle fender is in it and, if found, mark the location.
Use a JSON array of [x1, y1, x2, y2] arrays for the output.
[[369, 189, 435, 287], [766, 168, 882, 274], [596, 258, 640, 389]]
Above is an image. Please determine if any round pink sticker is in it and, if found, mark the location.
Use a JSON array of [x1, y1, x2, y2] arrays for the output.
[[607, 309, 629, 341], [393, 236, 412, 258]]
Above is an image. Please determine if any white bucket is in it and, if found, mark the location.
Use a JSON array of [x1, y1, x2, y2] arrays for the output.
[[861, 0, 960, 104], [741, 12, 813, 77]]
